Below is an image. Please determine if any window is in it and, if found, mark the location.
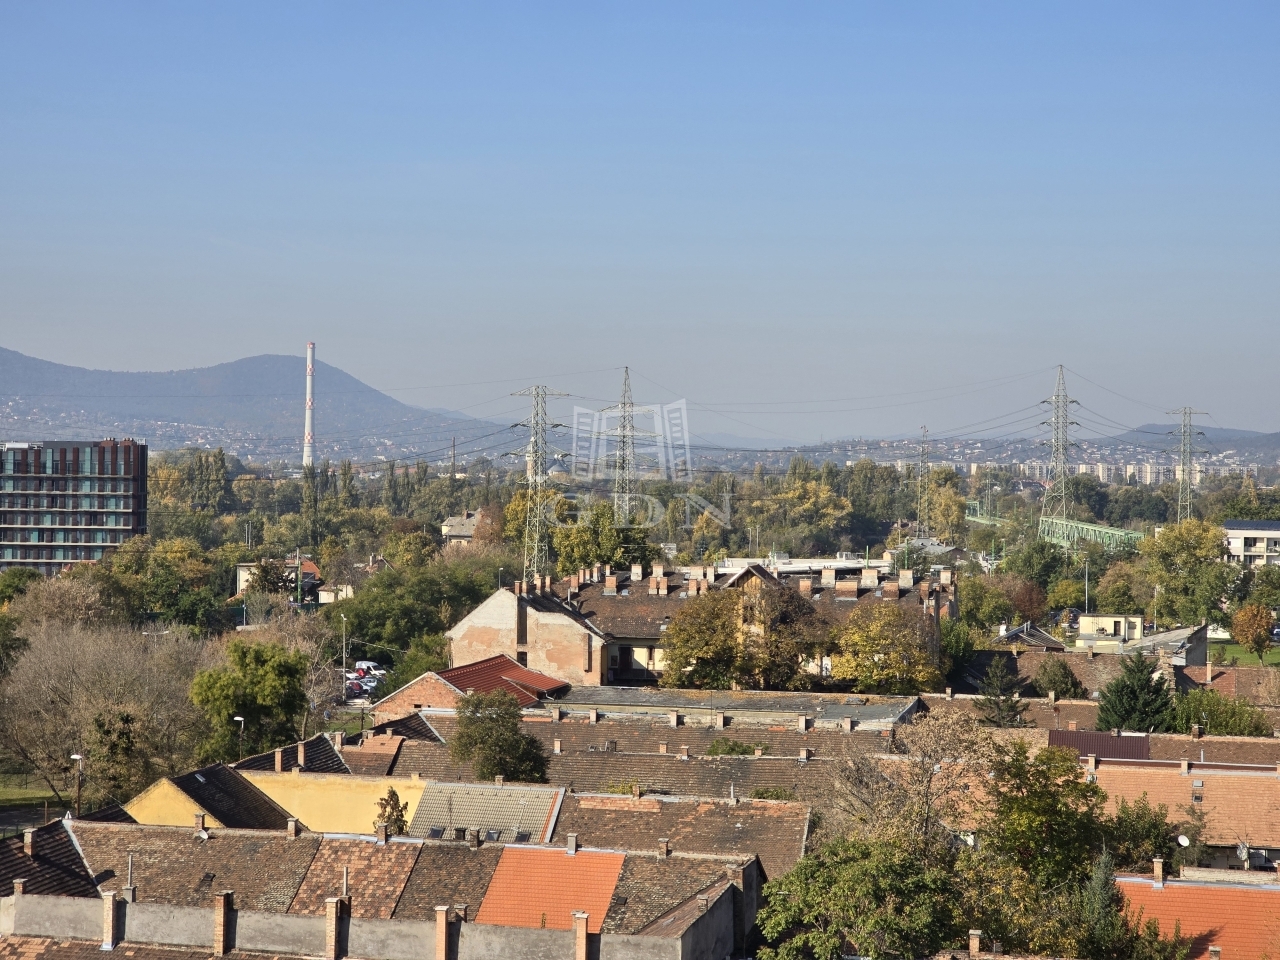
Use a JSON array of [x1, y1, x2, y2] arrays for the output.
[[454, 828, 467, 841], [484, 829, 501, 842], [516, 651, 528, 667], [426, 827, 444, 840], [514, 831, 530, 843]]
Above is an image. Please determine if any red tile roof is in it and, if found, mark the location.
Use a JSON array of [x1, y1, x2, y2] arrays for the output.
[[438, 655, 570, 708], [1120, 876, 1280, 960], [475, 846, 624, 933]]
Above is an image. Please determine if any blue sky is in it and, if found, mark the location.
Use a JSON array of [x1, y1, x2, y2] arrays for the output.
[[1, 3, 1277, 442]]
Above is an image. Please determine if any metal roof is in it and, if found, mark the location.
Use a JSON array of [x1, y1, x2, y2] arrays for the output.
[[1223, 520, 1280, 531], [407, 782, 564, 845]]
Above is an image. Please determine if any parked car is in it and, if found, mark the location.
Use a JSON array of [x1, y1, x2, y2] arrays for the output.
[[354, 660, 387, 677], [345, 680, 367, 700]]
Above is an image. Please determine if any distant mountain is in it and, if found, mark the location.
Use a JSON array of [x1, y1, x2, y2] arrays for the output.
[[0, 347, 523, 464], [1120, 423, 1266, 443]]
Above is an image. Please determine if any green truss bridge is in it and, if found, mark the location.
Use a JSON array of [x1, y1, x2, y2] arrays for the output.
[[1037, 516, 1145, 551]]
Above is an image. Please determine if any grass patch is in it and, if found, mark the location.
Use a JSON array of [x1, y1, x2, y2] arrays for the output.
[[706, 737, 766, 756], [1209, 642, 1280, 668], [0, 773, 58, 810]]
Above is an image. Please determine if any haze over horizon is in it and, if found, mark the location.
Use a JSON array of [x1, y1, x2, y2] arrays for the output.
[[2, 4, 1277, 442]]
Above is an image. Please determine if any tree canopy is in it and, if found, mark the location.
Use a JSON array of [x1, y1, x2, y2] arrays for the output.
[[449, 690, 547, 783], [1096, 653, 1174, 733]]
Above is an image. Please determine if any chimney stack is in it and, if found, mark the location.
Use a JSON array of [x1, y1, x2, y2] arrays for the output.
[[969, 930, 982, 959], [376, 822, 388, 845], [297, 739, 306, 769], [567, 833, 578, 855], [604, 575, 618, 596], [1068, 720, 1078, 731], [631, 563, 644, 582], [798, 578, 812, 597], [467, 828, 479, 850], [1085, 754, 1097, 772], [1153, 857, 1164, 886], [303, 342, 316, 468], [275, 748, 284, 773], [653, 563, 664, 579], [553, 739, 562, 754], [679, 745, 690, 760], [286, 818, 300, 839], [658, 838, 670, 857], [658, 577, 669, 596], [22, 828, 34, 858], [194, 813, 206, 833], [658, 741, 668, 754]]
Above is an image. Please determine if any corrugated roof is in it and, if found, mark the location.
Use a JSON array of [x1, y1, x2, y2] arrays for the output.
[[437, 655, 570, 708], [476, 846, 624, 933], [1121, 876, 1280, 960], [1049, 729, 1150, 760], [407, 783, 564, 845]]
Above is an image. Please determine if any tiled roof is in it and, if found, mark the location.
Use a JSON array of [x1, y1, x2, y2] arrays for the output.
[[1150, 734, 1280, 765], [69, 821, 321, 911], [369, 713, 444, 742], [920, 692, 1101, 731], [0, 821, 98, 898], [550, 794, 808, 879], [339, 734, 405, 777], [406, 783, 563, 844], [1092, 760, 1280, 847], [1049, 729, 1151, 760], [77, 804, 136, 823], [1191, 666, 1280, 707], [603, 856, 734, 935], [430, 713, 890, 759], [546, 753, 836, 804], [553, 686, 918, 726], [391, 739, 475, 781], [551, 574, 691, 641], [287, 836, 419, 919], [235, 733, 350, 774], [390, 842, 503, 921], [1120, 876, 1280, 960], [171, 764, 294, 830], [476, 846, 624, 933], [438, 655, 570, 707], [948, 649, 1126, 697], [0, 939, 310, 960]]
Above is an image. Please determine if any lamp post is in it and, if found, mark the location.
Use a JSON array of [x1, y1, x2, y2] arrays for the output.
[[233, 716, 245, 761], [70, 754, 83, 818], [340, 614, 348, 701]]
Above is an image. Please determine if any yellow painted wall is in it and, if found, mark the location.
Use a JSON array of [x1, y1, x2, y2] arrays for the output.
[[124, 779, 225, 828], [240, 771, 427, 834]]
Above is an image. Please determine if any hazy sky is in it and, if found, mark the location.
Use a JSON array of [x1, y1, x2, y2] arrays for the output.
[[1, 3, 1277, 444]]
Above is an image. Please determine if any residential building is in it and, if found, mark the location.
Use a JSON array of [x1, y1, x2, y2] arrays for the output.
[[1224, 520, 1280, 567], [0, 438, 147, 574], [233, 557, 323, 597], [442, 510, 481, 546], [1077, 613, 1144, 641], [372, 653, 569, 723]]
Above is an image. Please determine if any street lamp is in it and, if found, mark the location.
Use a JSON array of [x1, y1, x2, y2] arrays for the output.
[[70, 754, 83, 818], [340, 614, 348, 701], [233, 716, 245, 761]]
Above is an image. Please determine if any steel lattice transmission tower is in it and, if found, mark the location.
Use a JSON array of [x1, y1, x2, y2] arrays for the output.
[[1169, 406, 1206, 523], [1040, 365, 1078, 525], [915, 427, 930, 539], [613, 367, 636, 525], [514, 385, 566, 585]]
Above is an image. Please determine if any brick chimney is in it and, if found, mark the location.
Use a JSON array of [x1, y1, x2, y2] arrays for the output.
[[1180, 758, 1190, 774], [658, 838, 670, 857], [1085, 754, 1097, 772], [297, 739, 306, 769], [648, 576, 659, 596], [1068, 720, 1078, 731], [669, 710, 679, 727], [376, 822, 388, 845], [567, 833, 578, 855], [841, 717, 854, 733], [1192, 724, 1203, 739], [553, 739, 562, 754], [753, 747, 763, 757], [821, 568, 836, 586], [1153, 857, 1164, 886], [653, 563, 664, 579], [796, 714, 808, 733], [286, 818, 300, 839], [274, 748, 284, 772], [798, 578, 812, 596], [679, 745, 690, 760], [631, 563, 644, 583], [658, 742, 668, 754], [714, 711, 726, 729], [22, 828, 35, 858], [467, 828, 479, 850], [495, 775, 505, 785], [603, 575, 618, 596], [194, 813, 206, 832], [969, 930, 982, 959]]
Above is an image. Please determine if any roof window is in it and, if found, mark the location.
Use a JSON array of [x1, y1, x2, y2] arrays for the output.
[[427, 827, 444, 840], [485, 829, 501, 842]]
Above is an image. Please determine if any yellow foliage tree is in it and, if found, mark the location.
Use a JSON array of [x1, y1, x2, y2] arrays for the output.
[[1233, 603, 1275, 662], [831, 599, 943, 694]]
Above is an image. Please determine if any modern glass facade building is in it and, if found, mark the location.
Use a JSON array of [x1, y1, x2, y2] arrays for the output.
[[0, 439, 148, 574]]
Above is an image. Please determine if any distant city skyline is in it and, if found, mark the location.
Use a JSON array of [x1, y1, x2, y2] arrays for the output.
[[2, 4, 1277, 441]]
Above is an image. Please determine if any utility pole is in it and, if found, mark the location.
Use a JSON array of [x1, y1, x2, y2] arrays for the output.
[[915, 427, 930, 540], [1168, 407, 1206, 523], [514, 385, 566, 585], [1040, 365, 1078, 529]]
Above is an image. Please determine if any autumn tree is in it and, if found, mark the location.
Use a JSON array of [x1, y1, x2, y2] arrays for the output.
[[831, 599, 942, 694], [450, 690, 547, 782], [660, 590, 744, 690], [740, 586, 829, 690], [1140, 520, 1232, 627], [1232, 602, 1275, 662], [375, 785, 410, 835]]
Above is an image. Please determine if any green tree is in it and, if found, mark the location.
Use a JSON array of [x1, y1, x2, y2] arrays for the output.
[[449, 690, 548, 783], [551, 500, 657, 576], [382, 633, 449, 694], [0, 567, 40, 605], [957, 573, 1015, 629], [1104, 795, 1176, 874], [1096, 653, 1174, 733], [375, 785, 410, 835], [1232, 602, 1274, 662], [757, 836, 957, 960], [1047, 579, 1086, 612], [190, 639, 309, 761], [975, 656, 1028, 727], [830, 599, 943, 694], [741, 586, 828, 690], [1003, 540, 1068, 590], [1032, 657, 1087, 700], [1247, 564, 1280, 611], [1068, 852, 1188, 960], [659, 590, 743, 690], [1172, 688, 1271, 737], [986, 743, 1105, 888], [1139, 520, 1232, 627]]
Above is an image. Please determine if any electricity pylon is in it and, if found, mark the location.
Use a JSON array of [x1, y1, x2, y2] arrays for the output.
[[613, 368, 636, 525], [915, 427, 930, 540], [1040, 365, 1078, 526], [1168, 407, 1206, 523], [514, 384, 567, 585]]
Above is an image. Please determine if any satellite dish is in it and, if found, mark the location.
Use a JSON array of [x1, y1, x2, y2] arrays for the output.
[[1177, 835, 1191, 847]]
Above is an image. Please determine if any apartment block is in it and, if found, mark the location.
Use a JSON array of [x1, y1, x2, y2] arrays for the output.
[[0, 439, 148, 574]]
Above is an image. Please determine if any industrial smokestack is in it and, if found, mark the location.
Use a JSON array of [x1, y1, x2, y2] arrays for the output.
[[303, 342, 315, 467]]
